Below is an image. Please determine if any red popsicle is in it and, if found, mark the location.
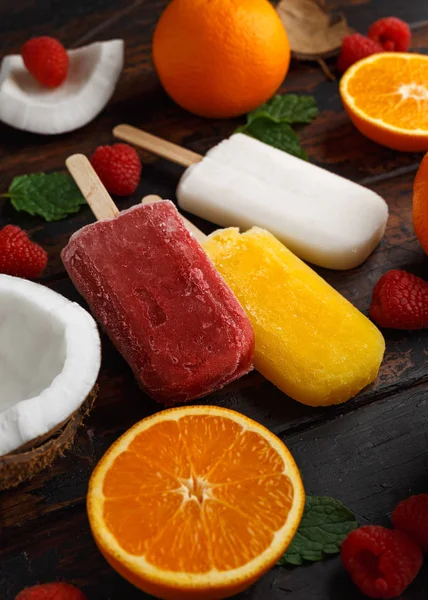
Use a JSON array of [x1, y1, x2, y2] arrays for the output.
[[61, 157, 254, 404]]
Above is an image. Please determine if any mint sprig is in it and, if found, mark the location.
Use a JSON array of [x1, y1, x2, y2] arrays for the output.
[[278, 496, 358, 566], [1, 173, 87, 222], [248, 94, 318, 125], [238, 118, 308, 160], [236, 94, 318, 161]]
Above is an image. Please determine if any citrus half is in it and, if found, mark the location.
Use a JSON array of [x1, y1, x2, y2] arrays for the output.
[[87, 405, 304, 599], [340, 53, 428, 152]]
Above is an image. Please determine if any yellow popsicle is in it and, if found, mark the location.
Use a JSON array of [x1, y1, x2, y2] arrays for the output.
[[203, 227, 385, 406]]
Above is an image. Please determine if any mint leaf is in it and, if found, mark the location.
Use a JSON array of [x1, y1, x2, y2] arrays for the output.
[[278, 496, 358, 566], [239, 118, 308, 160], [248, 95, 318, 125], [235, 94, 317, 159], [1, 173, 87, 222]]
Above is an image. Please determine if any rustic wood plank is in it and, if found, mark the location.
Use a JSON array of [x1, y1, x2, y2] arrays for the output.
[[0, 0, 170, 54], [0, 268, 426, 530], [329, 0, 428, 31], [1, 0, 428, 533], [1, 10, 428, 285], [2, 0, 428, 598], [1, 382, 428, 599], [1, 125, 428, 290]]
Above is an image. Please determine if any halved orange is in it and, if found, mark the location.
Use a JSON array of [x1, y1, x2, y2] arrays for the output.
[[340, 53, 428, 152], [87, 406, 304, 600]]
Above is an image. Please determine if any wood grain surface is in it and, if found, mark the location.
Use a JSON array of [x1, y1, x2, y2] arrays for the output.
[[1, 0, 428, 598]]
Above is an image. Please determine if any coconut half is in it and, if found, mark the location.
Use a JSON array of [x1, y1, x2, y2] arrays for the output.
[[0, 275, 101, 489], [0, 39, 124, 135]]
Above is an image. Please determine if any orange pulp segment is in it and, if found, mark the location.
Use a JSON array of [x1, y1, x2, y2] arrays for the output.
[[340, 53, 428, 152], [87, 405, 304, 600]]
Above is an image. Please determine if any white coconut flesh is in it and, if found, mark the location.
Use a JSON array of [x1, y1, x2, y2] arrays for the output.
[[0, 275, 101, 456], [0, 39, 124, 135]]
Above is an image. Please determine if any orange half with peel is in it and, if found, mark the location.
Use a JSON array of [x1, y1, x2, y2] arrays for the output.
[[340, 53, 428, 152], [87, 405, 304, 600]]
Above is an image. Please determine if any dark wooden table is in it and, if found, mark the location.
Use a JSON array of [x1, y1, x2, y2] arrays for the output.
[[1, 1, 428, 598]]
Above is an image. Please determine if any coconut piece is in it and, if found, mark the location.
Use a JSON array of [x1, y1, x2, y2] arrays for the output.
[[0, 40, 124, 135], [0, 275, 101, 477], [0, 387, 97, 491]]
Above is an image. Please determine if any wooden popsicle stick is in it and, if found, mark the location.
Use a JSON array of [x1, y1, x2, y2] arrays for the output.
[[66, 154, 119, 221], [141, 194, 164, 204], [113, 124, 203, 168], [142, 195, 207, 243], [180, 219, 207, 244]]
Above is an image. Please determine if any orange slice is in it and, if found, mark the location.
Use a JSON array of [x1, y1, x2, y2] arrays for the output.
[[340, 53, 428, 152], [87, 406, 304, 600]]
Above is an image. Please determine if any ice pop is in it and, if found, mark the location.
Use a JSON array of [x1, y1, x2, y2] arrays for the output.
[[113, 126, 389, 271], [203, 227, 385, 406], [62, 156, 254, 404]]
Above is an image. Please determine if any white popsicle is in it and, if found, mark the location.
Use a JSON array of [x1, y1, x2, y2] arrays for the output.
[[177, 133, 388, 270]]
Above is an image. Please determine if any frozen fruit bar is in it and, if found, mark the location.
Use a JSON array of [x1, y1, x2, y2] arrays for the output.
[[177, 133, 388, 270], [61, 201, 254, 404], [203, 227, 385, 406]]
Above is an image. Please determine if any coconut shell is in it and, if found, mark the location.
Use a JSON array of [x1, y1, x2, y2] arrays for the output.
[[0, 386, 97, 491]]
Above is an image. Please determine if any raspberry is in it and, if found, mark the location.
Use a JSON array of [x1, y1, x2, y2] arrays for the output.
[[16, 583, 87, 600], [21, 37, 69, 88], [369, 269, 428, 330], [368, 17, 411, 52], [392, 494, 428, 552], [337, 34, 384, 73], [341, 525, 423, 599], [91, 144, 142, 196], [0, 225, 47, 279]]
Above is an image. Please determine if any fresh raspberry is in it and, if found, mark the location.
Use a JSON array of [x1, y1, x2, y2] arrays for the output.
[[0, 225, 47, 279], [91, 144, 142, 196], [368, 17, 411, 52], [341, 525, 423, 599], [337, 34, 384, 73], [392, 494, 428, 552], [21, 37, 69, 88], [369, 269, 428, 330], [16, 583, 87, 600]]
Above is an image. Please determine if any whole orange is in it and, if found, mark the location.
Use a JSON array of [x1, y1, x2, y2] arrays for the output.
[[413, 152, 428, 255], [152, 0, 290, 119]]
